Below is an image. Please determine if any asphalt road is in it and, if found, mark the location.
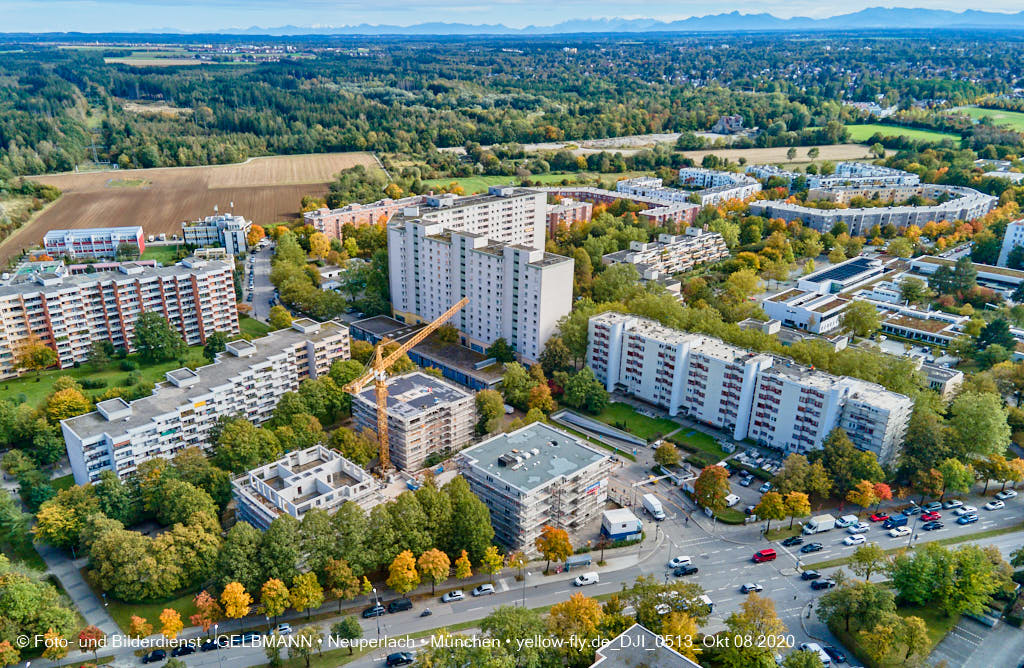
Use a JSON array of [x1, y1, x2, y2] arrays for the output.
[[247, 244, 274, 322]]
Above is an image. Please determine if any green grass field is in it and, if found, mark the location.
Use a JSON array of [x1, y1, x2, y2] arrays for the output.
[[845, 123, 960, 143], [238, 314, 274, 340], [140, 244, 184, 265], [421, 171, 649, 194], [593, 403, 680, 441], [953, 105, 1024, 131]]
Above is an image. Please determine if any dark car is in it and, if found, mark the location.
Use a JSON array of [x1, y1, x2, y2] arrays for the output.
[[782, 535, 804, 547], [922, 520, 944, 531], [362, 604, 387, 618], [386, 652, 415, 667], [142, 649, 166, 664], [800, 542, 824, 553], [200, 639, 219, 652], [904, 505, 922, 515], [824, 645, 848, 663], [811, 578, 837, 590], [171, 646, 195, 657], [673, 565, 699, 577], [388, 597, 413, 613], [800, 570, 822, 581]]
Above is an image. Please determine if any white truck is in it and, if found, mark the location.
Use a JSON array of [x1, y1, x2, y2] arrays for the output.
[[642, 493, 666, 521], [803, 513, 836, 535]]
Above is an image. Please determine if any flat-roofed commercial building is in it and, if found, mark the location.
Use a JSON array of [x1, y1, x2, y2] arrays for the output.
[[352, 371, 476, 470], [0, 257, 237, 379], [798, 256, 887, 294], [61, 319, 350, 485], [457, 423, 612, 551], [44, 226, 145, 259], [588, 312, 912, 463], [232, 445, 376, 529], [761, 289, 850, 334], [182, 213, 251, 256]]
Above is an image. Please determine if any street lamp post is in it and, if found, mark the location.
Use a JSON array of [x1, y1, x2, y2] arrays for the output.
[[373, 588, 381, 640]]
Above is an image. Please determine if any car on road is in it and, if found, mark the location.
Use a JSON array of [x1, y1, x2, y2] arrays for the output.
[[800, 570, 821, 581], [869, 513, 889, 522], [386, 652, 416, 667], [781, 535, 804, 547], [985, 500, 1005, 511], [953, 505, 978, 516], [799, 642, 833, 666], [273, 624, 292, 635], [921, 511, 941, 522], [943, 499, 964, 509], [739, 475, 754, 487], [823, 645, 848, 664], [667, 556, 692, 569], [442, 590, 464, 603], [246, 293, 253, 301], [844, 534, 866, 546], [811, 579, 837, 590], [752, 548, 777, 563], [200, 639, 219, 652], [759, 482, 773, 493], [472, 584, 495, 596], [142, 649, 167, 664], [957, 513, 979, 525], [388, 598, 413, 613], [922, 520, 944, 531], [741, 583, 764, 593], [362, 604, 387, 618], [888, 526, 912, 538], [800, 543, 824, 554], [996, 489, 1018, 500], [673, 565, 699, 577], [574, 572, 600, 587], [846, 523, 870, 534], [922, 501, 942, 513], [171, 645, 195, 657]]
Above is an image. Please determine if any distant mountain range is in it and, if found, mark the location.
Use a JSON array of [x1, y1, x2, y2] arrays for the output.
[[212, 8, 1024, 36]]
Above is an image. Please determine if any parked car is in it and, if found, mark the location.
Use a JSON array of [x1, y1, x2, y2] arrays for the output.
[[800, 543, 824, 554], [759, 482, 773, 493], [673, 565, 699, 577], [957, 513, 979, 525], [943, 499, 964, 509], [954, 505, 978, 516], [739, 475, 754, 487], [869, 513, 889, 522], [782, 536, 804, 547], [171, 646, 195, 657], [274, 623, 292, 635], [386, 652, 416, 667], [142, 650, 166, 664], [823, 645, 848, 664], [921, 511, 941, 522], [667, 556, 692, 569], [811, 579, 837, 590], [442, 590, 464, 603], [387, 598, 413, 613], [846, 523, 870, 534], [996, 489, 1018, 500], [362, 604, 387, 618], [741, 583, 764, 593], [903, 505, 922, 515], [922, 501, 942, 513], [888, 526, 912, 538], [844, 534, 866, 546], [985, 500, 1005, 511], [200, 639, 219, 652], [922, 521, 944, 531], [472, 584, 495, 596], [800, 570, 821, 581]]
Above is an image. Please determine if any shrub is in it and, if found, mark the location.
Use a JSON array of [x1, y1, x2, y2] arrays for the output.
[[80, 379, 107, 390], [120, 360, 138, 371]]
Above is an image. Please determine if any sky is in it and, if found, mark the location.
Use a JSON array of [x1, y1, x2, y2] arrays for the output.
[[3, 0, 1024, 33]]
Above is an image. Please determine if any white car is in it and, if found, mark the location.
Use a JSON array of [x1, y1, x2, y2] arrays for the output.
[[471, 584, 495, 597], [574, 572, 599, 587], [953, 505, 978, 516], [984, 500, 1005, 511], [667, 556, 692, 569], [943, 499, 964, 509], [846, 523, 870, 534], [273, 623, 292, 636], [844, 534, 866, 546], [655, 603, 672, 615], [888, 526, 912, 538], [996, 489, 1018, 500], [441, 590, 464, 602], [741, 583, 764, 593]]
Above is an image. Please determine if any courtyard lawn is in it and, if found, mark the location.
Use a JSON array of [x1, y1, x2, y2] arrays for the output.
[[0, 346, 207, 409], [670, 429, 729, 461], [140, 244, 184, 265], [845, 123, 961, 143], [238, 314, 273, 339], [953, 105, 1024, 132], [592, 403, 680, 442], [52, 473, 75, 491]]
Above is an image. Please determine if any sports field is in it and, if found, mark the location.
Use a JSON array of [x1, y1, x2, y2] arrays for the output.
[[952, 105, 1024, 131], [844, 123, 960, 143]]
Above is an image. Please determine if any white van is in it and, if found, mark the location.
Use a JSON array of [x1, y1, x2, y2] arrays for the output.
[[574, 572, 599, 587], [725, 494, 741, 507], [835, 514, 859, 528], [798, 642, 831, 667]]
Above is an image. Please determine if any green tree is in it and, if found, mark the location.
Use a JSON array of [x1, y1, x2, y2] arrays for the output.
[[899, 276, 930, 304], [259, 578, 290, 623], [949, 391, 1010, 458], [258, 515, 302, 585], [538, 336, 573, 375], [132, 312, 186, 363], [331, 617, 363, 655], [593, 263, 641, 303], [290, 626, 322, 668], [329, 427, 378, 467], [212, 417, 282, 472], [203, 331, 228, 362], [978, 318, 1016, 350], [841, 300, 881, 338], [561, 367, 609, 414], [501, 362, 536, 409], [289, 572, 325, 619], [216, 522, 264, 593], [486, 338, 516, 363], [444, 476, 494, 563], [816, 579, 895, 633], [268, 305, 293, 330], [475, 389, 505, 435], [849, 542, 888, 581], [754, 491, 787, 532], [938, 458, 974, 497], [480, 606, 548, 668], [654, 443, 680, 468]]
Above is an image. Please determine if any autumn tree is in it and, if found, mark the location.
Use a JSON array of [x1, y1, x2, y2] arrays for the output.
[[0, 640, 19, 668], [41, 629, 68, 665], [268, 305, 293, 330], [846, 479, 879, 516], [693, 465, 730, 513], [78, 625, 105, 663], [480, 545, 504, 584], [45, 388, 91, 422], [15, 336, 57, 375], [718, 593, 788, 668], [454, 550, 473, 580], [323, 558, 361, 612], [417, 548, 451, 594], [654, 442, 680, 468], [661, 611, 701, 663], [159, 608, 184, 640], [290, 572, 325, 619], [784, 491, 811, 529], [259, 579, 290, 624], [535, 525, 572, 572], [386, 550, 420, 595], [309, 232, 330, 260], [128, 615, 153, 639], [221, 582, 253, 627], [190, 591, 222, 632], [547, 592, 604, 666], [755, 491, 787, 532]]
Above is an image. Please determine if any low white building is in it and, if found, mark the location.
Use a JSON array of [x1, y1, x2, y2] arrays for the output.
[[602, 230, 729, 275], [798, 256, 887, 294], [998, 219, 1024, 266], [182, 213, 251, 256], [761, 289, 850, 334]]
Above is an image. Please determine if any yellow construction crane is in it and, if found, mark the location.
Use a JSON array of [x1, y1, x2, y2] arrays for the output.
[[342, 297, 469, 471]]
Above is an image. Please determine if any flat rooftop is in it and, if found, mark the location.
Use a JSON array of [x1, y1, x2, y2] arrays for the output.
[[803, 256, 881, 284], [355, 371, 472, 419], [460, 423, 608, 492], [884, 313, 954, 334], [0, 257, 233, 298]]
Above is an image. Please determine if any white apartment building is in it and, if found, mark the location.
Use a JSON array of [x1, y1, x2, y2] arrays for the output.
[[588, 313, 913, 463], [676, 168, 756, 190], [352, 371, 476, 470], [0, 258, 238, 379], [761, 289, 850, 334], [998, 219, 1024, 266], [619, 174, 761, 208], [61, 318, 350, 485], [388, 188, 572, 363], [44, 226, 145, 259], [602, 230, 729, 275], [745, 162, 921, 191], [181, 213, 251, 256], [232, 445, 376, 529], [456, 422, 612, 551]]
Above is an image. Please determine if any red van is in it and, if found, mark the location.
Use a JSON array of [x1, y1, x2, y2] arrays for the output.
[[752, 548, 777, 563]]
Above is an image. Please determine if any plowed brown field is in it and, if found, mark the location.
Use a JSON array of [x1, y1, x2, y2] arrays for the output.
[[6, 152, 378, 262]]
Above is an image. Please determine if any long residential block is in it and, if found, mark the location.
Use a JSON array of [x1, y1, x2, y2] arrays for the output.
[[587, 312, 913, 463], [304, 195, 427, 240], [352, 371, 476, 470], [0, 258, 238, 379], [44, 226, 145, 259], [602, 229, 729, 276], [61, 318, 350, 485], [457, 422, 612, 552]]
